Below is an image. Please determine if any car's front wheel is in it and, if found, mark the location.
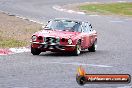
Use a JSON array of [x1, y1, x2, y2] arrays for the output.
[[31, 46, 41, 55], [88, 40, 97, 52], [73, 42, 81, 56]]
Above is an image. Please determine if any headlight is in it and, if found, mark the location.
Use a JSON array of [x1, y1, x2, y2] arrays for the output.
[[32, 35, 37, 41], [68, 38, 72, 45]]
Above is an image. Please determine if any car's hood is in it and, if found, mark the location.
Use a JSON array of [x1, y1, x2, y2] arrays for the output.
[[34, 30, 80, 39]]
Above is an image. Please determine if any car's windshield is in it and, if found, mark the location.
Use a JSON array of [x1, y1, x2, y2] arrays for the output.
[[45, 19, 81, 32]]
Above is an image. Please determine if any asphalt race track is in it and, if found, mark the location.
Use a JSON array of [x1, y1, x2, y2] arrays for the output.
[[0, 0, 132, 88]]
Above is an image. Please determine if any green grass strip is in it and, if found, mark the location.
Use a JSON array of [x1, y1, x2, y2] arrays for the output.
[[80, 2, 132, 16], [0, 38, 28, 48]]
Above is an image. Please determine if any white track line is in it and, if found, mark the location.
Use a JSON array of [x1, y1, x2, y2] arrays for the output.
[[47, 62, 112, 68], [117, 1, 127, 3], [89, 15, 100, 17], [0, 47, 30, 56], [52, 4, 101, 16], [52, 2, 101, 15], [52, 5, 85, 15], [14, 87, 29, 88], [117, 86, 132, 88], [110, 20, 124, 23], [9, 47, 30, 54], [16, 16, 44, 24], [0, 10, 44, 25]]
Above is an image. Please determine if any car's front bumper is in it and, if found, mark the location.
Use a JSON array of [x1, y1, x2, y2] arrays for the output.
[[30, 41, 76, 52]]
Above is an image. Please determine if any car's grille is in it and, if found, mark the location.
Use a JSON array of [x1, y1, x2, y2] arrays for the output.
[[44, 37, 60, 44]]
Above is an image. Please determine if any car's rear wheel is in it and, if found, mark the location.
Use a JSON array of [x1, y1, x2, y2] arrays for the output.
[[73, 41, 81, 56], [88, 40, 97, 52], [31, 46, 41, 55]]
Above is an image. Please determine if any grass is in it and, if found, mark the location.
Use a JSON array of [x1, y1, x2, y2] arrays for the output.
[[0, 37, 28, 48], [0, 12, 42, 48], [79, 2, 132, 16]]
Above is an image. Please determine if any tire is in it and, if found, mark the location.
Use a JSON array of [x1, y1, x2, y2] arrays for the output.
[[31, 46, 41, 55], [88, 40, 97, 52], [73, 41, 81, 56]]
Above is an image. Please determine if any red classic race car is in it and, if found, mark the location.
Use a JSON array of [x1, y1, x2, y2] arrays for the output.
[[30, 18, 97, 56]]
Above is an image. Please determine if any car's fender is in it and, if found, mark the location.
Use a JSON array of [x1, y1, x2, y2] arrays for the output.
[[71, 35, 82, 45]]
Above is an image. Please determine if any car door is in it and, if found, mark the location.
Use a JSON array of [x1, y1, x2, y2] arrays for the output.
[[84, 22, 92, 48], [87, 23, 97, 47], [81, 22, 89, 49]]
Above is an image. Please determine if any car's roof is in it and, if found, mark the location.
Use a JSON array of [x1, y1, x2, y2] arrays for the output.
[[52, 18, 89, 23]]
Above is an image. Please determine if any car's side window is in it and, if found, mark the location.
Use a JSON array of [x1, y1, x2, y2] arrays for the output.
[[79, 22, 93, 33], [81, 22, 86, 33], [81, 22, 89, 33], [87, 23, 91, 33], [77, 23, 83, 32], [73, 23, 81, 32], [85, 23, 93, 33], [85, 23, 90, 33], [89, 23, 93, 32]]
